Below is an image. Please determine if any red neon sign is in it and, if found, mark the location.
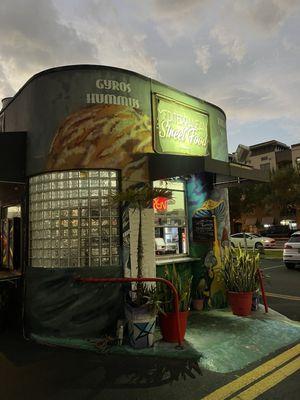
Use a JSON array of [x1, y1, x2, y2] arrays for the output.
[[153, 197, 168, 212]]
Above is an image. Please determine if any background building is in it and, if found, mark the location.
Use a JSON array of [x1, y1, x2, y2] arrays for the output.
[[230, 140, 300, 233], [291, 143, 300, 172]]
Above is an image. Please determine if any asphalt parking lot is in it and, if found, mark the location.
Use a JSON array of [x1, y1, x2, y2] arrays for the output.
[[260, 257, 300, 321]]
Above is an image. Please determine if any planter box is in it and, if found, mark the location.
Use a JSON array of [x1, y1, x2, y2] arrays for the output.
[[228, 291, 253, 316], [125, 304, 156, 349], [192, 299, 204, 311], [159, 311, 189, 343]]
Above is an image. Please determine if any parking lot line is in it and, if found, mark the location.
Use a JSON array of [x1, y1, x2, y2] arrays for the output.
[[262, 265, 283, 271], [201, 343, 300, 400]]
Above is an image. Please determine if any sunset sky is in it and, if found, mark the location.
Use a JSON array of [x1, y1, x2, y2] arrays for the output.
[[0, 0, 299, 152]]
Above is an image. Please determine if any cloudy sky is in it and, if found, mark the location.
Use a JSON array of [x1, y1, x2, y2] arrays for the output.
[[0, 0, 299, 151]]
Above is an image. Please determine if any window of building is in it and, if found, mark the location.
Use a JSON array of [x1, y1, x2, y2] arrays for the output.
[[261, 156, 268, 161], [3, 205, 21, 218], [153, 179, 188, 257], [29, 170, 120, 268], [260, 163, 270, 171], [296, 157, 300, 172]]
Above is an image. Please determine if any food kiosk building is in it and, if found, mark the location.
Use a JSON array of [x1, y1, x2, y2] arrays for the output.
[[0, 65, 267, 339]]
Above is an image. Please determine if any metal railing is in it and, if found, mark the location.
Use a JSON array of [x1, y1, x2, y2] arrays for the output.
[[75, 276, 183, 347]]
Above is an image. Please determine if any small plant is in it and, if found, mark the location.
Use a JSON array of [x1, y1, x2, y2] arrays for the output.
[[140, 284, 165, 316], [158, 265, 192, 313], [220, 246, 260, 292]]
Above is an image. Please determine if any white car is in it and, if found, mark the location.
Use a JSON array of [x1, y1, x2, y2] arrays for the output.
[[230, 233, 276, 249], [155, 238, 166, 254], [155, 238, 177, 254], [283, 231, 300, 269]]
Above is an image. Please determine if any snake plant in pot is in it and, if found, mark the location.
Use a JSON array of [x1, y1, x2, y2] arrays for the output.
[[158, 265, 192, 342], [192, 278, 206, 311], [221, 246, 260, 316], [111, 183, 172, 348]]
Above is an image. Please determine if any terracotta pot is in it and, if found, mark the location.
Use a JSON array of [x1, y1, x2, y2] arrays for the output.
[[192, 299, 204, 311], [159, 311, 189, 343], [227, 291, 253, 316]]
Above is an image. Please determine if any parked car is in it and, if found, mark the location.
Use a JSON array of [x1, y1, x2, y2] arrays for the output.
[[230, 233, 276, 249], [155, 238, 177, 255], [155, 238, 166, 254], [260, 225, 297, 238], [283, 231, 300, 269]]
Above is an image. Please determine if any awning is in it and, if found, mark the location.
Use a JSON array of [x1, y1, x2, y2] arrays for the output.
[[148, 154, 269, 184], [261, 216, 274, 225]]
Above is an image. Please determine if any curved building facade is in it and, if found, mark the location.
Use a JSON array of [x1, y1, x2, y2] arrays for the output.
[[0, 65, 265, 340]]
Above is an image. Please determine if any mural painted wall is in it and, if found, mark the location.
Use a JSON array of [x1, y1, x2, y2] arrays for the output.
[[186, 174, 230, 308]]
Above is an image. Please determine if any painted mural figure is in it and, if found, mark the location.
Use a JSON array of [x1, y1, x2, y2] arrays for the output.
[[203, 250, 217, 309]]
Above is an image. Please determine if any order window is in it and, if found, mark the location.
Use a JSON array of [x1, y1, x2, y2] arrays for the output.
[[153, 179, 188, 257]]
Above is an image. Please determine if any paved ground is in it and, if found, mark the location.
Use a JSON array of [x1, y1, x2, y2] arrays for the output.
[[260, 258, 300, 321], [1, 328, 299, 400], [0, 256, 299, 400]]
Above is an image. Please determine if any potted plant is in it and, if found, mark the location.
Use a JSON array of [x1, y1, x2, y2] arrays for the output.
[[111, 183, 172, 348], [192, 278, 206, 311], [221, 246, 260, 316], [158, 265, 192, 343]]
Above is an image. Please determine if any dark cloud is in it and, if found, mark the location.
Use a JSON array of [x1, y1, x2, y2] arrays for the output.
[[0, 66, 14, 98], [0, 0, 299, 149], [0, 0, 97, 94], [234, 0, 300, 34]]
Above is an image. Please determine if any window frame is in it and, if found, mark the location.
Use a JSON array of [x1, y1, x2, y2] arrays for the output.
[[153, 178, 189, 258]]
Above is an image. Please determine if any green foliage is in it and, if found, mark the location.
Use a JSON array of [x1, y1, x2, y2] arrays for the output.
[[158, 265, 192, 312], [228, 166, 300, 221], [221, 246, 260, 292], [140, 284, 165, 315], [110, 183, 172, 211], [228, 181, 271, 217], [193, 278, 206, 300], [269, 166, 300, 210]]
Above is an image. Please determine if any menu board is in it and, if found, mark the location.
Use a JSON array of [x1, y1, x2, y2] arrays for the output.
[[192, 217, 215, 242]]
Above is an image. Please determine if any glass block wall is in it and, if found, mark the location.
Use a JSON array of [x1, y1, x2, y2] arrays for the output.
[[29, 170, 120, 268]]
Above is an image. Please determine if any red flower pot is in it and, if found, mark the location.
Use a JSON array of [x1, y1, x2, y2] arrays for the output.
[[192, 299, 204, 311], [227, 291, 253, 316], [159, 311, 189, 343]]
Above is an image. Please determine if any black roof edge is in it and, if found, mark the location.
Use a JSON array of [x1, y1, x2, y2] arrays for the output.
[[148, 153, 269, 183], [249, 140, 289, 150], [0, 64, 226, 118]]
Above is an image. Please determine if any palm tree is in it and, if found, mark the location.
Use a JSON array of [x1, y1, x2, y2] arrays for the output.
[[111, 182, 172, 305]]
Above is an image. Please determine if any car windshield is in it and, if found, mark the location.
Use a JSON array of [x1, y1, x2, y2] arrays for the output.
[[289, 235, 300, 243], [251, 234, 261, 237]]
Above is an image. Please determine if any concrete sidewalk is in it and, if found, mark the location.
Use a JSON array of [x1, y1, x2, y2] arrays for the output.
[[32, 306, 300, 374]]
